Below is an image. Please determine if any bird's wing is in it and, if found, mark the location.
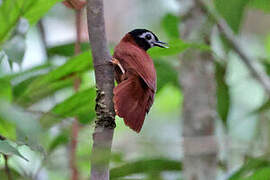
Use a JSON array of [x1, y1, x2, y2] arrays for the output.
[[113, 44, 156, 92], [113, 74, 153, 132]]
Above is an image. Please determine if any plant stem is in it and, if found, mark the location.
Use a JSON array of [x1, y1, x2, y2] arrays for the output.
[[37, 19, 48, 58], [69, 8, 83, 180], [86, 0, 116, 179]]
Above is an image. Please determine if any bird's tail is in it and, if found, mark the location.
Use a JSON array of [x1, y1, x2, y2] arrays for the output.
[[113, 76, 153, 133]]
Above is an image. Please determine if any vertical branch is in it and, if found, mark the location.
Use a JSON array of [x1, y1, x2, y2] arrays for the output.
[[69, 8, 83, 180], [86, 0, 115, 179], [70, 119, 79, 180], [74, 9, 82, 56], [178, 1, 218, 180]]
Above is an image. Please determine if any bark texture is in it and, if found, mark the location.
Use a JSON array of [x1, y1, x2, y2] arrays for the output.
[[179, 1, 218, 180], [86, 0, 115, 179]]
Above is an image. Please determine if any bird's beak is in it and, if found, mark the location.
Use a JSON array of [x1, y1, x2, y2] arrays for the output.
[[153, 41, 169, 48]]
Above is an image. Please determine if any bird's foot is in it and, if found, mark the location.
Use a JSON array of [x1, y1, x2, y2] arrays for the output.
[[110, 58, 125, 74]]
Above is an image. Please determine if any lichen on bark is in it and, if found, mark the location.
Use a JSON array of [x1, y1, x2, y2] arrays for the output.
[[95, 89, 116, 129]]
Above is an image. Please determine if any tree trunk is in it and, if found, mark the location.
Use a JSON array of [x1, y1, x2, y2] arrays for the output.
[[86, 0, 115, 179], [179, 1, 218, 180]]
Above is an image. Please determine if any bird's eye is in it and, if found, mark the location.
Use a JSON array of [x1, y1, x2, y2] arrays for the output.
[[145, 34, 152, 40]]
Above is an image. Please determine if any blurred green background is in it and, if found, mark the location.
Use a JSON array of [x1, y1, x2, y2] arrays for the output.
[[0, 0, 270, 179]]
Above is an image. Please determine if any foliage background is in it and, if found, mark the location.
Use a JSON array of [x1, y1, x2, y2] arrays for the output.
[[0, 0, 270, 179]]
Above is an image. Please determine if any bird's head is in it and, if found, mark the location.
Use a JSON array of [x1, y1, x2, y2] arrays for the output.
[[128, 29, 168, 51]]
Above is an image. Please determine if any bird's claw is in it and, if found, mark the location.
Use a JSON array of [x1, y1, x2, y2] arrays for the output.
[[110, 58, 125, 74]]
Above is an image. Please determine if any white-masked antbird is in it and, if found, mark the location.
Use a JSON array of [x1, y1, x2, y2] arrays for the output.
[[111, 29, 168, 133]]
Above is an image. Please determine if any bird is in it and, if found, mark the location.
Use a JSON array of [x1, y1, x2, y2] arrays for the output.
[[111, 29, 168, 133]]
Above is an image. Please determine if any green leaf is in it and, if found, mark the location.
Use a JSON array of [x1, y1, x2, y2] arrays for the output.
[[0, 168, 22, 180], [254, 99, 270, 113], [1, 62, 52, 81], [228, 157, 270, 180], [110, 152, 125, 163], [13, 75, 39, 99], [0, 63, 52, 102], [8, 66, 57, 103], [0, 79, 12, 101], [266, 35, 270, 59], [148, 39, 190, 58], [50, 88, 95, 121], [48, 42, 90, 57], [215, 62, 230, 127], [0, 0, 62, 44], [110, 158, 182, 179], [25, 51, 92, 93], [254, 61, 270, 113], [0, 101, 42, 153], [0, 140, 28, 161], [161, 13, 180, 39], [18, 52, 93, 106], [24, 0, 63, 25], [17, 77, 74, 107], [215, 0, 250, 33], [242, 167, 270, 180], [16, 128, 44, 154], [154, 59, 179, 92], [154, 84, 183, 114], [41, 88, 96, 127], [263, 61, 270, 76], [48, 130, 69, 153], [0, 119, 16, 140], [0, 51, 5, 64], [0, 0, 32, 43], [249, 0, 270, 13]]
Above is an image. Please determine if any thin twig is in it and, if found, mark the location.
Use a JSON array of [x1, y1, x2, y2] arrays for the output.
[[197, 0, 270, 94], [37, 19, 48, 58], [69, 8, 83, 180], [74, 9, 82, 56]]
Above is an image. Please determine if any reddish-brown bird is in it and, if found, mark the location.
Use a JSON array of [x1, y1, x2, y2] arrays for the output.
[[112, 29, 168, 133]]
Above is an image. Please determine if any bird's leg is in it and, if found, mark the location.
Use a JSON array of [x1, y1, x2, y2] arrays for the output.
[[110, 58, 125, 74]]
